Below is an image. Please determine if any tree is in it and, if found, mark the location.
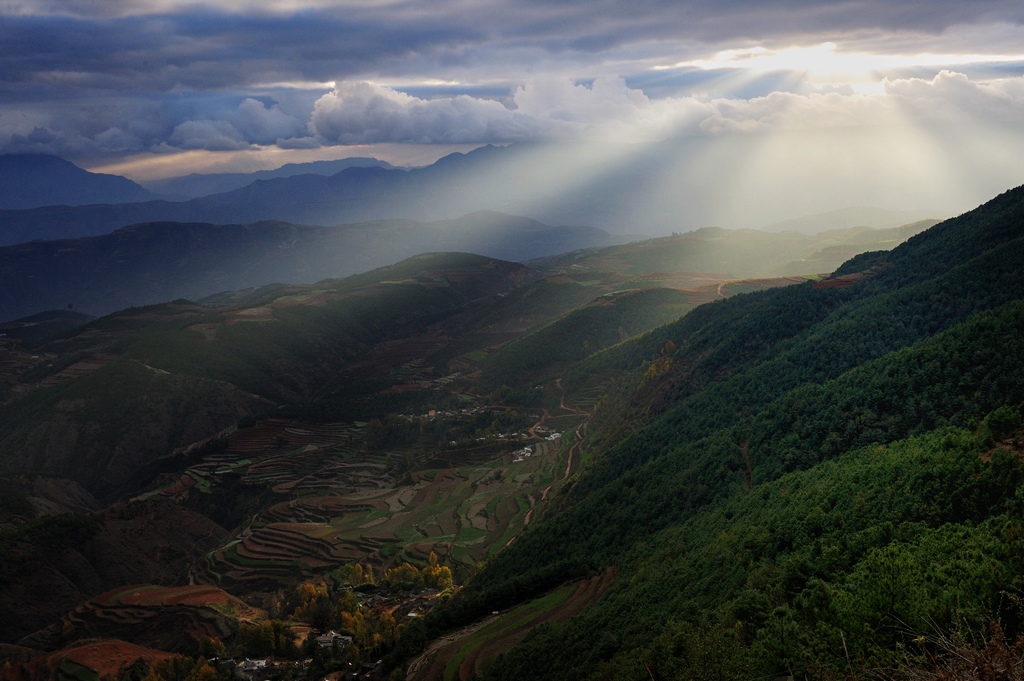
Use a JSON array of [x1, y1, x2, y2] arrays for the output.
[[198, 636, 225, 659], [307, 600, 334, 633]]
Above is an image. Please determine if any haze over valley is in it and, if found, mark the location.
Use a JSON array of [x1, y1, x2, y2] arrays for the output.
[[1, 1, 1024, 680]]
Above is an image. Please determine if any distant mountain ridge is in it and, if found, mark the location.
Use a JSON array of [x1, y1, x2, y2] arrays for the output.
[[142, 157, 396, 198], [0, 148, 956, 247], [0, 211, 934, 324], [0, 147, 506, 246], [0, 211, 624, 321], [0, 154, 157, 210], [0, 144, 708, 245]]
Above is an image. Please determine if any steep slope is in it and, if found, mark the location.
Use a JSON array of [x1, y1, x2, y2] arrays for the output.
[[417, 184, 1024, 679]]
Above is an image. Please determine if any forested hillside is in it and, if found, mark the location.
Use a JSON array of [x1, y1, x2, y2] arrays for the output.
[[0, 186, 1020, 681], [404, 185, 1024, 679]]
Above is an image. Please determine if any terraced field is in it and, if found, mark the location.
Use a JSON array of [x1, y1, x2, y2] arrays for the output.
[[196, 413, 583, 595], [48, 586, 261, 655]]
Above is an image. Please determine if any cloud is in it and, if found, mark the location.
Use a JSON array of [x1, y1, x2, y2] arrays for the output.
[[275, 136, 321, 150], [2, 0, 1023, 173], [698, 90, 896, 133], [330, 69, 1024, 144], [93, 126, 146, 152], [228, 98, 309, 145], [164, 99, 316, 151], [3, 3, 1022, 108], [308, 77, 714, 144], [10, 1, 1024, 45], [885, 69, 1024, 124], [308, 76, 913, 144], [309, 81, 546, 144], [5, 69, 1024, 162]]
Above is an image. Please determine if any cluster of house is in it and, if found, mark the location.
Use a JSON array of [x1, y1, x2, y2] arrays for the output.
[[397, 403, 493, 421], [510, 446, 535, 463], [231, 657, 296, 681], [314, 630, 354, 650], [232, 656, 383, 681], [510, 433, 561, 463]]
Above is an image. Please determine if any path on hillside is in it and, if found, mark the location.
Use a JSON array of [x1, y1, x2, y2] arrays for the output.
[[406, 569, 617, 681], [565, 422, 583, 481], [406, 612, 503, 681], [556, 378, 587, 415], [526, 409, 550, 439]]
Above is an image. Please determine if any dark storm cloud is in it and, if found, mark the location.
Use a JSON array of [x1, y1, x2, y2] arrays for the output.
[[1, 0, 1023, 160], [5, 1, 1021, 95], [0, 10, 484, 93], [0, 6, 483, 156]]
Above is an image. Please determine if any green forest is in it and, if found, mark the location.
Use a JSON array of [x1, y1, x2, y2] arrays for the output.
[[396, 185, 1024, 679]]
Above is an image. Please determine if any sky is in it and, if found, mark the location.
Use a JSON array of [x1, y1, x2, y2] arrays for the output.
[[2, 0, 1024, 227]]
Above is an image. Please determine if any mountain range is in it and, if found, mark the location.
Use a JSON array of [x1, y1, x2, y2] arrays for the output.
[[0, 211, 631, 322], [0, 157, 1021, 680], [0, 213, 934, 324], [141, 157, 396, 199], [1, 145, 942, 247]]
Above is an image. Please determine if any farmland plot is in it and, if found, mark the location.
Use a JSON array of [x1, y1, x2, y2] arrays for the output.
[[186, 413, 578, 596]]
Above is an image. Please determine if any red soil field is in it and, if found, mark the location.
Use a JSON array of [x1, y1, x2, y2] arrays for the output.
[[104, 585, 231, 608], [2, 640, 175, 681]]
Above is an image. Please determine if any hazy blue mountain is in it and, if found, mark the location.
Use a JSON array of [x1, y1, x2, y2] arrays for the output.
[[0, 154, 157, 210], [142, 157, 396, 198], [0, 144, 708, 245], [0, 211, 624, 321]]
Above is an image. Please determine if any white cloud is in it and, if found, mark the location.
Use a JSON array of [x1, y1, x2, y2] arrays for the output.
[[229, 98, 308, 145], [309, 81, 546, 144], [698, 90, 897, 134], [510, 77, 709, 140], [309, 77, 712, 145], [885, 70, 1024, 124], [162, 98, 314, 152]]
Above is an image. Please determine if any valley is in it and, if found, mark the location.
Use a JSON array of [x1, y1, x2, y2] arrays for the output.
[[0, 185, 1021, 681]]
